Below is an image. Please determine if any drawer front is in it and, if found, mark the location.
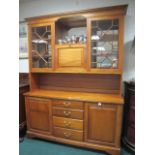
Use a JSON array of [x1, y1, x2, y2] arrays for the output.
[[53, 107, 83, 119], [53, 116, 83, 130], [53, 100, 83, 110], [53, 127, 83, 141]]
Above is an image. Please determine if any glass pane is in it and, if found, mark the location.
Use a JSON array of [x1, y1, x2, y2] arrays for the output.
[[31, 25, 52, 68], [91, 19, 119, 68]]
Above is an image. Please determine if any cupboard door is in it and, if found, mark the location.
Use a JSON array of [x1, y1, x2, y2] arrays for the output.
[[85, 103, 122, 146], [29, 23, 54, 72], [88, 16, 123, 73], [26, 97, 51, 134], [55, 44, 87, 72]]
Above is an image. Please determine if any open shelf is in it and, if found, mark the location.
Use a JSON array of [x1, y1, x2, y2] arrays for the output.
[[55, 16, 87, 45]]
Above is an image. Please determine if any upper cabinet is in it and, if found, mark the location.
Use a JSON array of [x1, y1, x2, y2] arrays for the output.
[[27, 5, 126, 74], [29, 23, 54, 72], [90, 18, 119, 69], [88, 16, 123, 74]]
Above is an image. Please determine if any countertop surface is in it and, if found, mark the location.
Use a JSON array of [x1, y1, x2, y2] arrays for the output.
[[24, 89, 124, 104]]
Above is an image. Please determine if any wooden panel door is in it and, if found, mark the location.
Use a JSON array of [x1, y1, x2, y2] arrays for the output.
[[85, 102, 123, 146], [25, 97, 51, 134]]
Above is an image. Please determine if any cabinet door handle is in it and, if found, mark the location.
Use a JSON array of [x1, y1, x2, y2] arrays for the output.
[[64, 132, 71, 138], [63, 102, 71, 107], [64, 111, 71, 116]]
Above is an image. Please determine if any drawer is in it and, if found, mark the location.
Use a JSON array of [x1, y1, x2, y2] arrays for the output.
[[53, 107, 83, 119], [53, 116, 83, 130], [53, 100, 83, 110], [53, 127, 83, 141]]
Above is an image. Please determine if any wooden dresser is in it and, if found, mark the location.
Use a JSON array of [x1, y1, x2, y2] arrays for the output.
[[24, 5, 127, 155]]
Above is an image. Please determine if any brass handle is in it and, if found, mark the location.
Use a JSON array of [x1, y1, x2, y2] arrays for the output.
[[64, 111, 71, 116], [64, 132, 71, 138], [63, 102, 71, 107], [64, 121, 71, 127], [97, 102, 102, 106]]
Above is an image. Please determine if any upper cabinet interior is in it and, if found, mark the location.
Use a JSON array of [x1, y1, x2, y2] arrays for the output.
[[55, 16, 87, 45]]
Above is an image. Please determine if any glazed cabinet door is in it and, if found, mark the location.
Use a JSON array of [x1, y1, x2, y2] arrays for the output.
[[25, 97, 51, 134], [85, 102, 123, 146], [29, 23, 54, 72], [88, 16, 124, 73]]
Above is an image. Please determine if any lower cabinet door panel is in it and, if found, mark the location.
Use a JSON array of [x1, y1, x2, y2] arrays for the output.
[[85, 103, 119, 145], [29, 111, 50, 131], [53, 127, 83, 141], [26, 97, 51, 133]]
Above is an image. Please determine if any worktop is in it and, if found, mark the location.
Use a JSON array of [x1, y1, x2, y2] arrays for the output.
[[24, 89, 124, 104]]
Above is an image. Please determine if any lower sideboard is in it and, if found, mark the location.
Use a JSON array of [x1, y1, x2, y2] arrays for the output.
[[25, 94, 123, 155]]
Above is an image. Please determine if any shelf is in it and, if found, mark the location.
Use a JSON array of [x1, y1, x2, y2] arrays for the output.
[[92, 53, 117, 56], [24, 89, 123, 104], [56, 16, 86, 29], [55, 44, 86, 48]]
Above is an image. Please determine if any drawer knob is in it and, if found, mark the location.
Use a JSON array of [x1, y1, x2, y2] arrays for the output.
[[64, 111, 71, 116], [64, 132, 71, 138], [97, 102, 102, 106], [64, 121, 71, 127], [63, 102, 71, 107]]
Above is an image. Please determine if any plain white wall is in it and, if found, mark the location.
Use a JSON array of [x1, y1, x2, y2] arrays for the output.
[[19, 0, 135, 82], [19, 59, 29, 73]]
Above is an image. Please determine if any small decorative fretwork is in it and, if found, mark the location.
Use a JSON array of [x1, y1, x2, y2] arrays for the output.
[[91, 19, 119, 68], [31, 26, 52, 68]]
